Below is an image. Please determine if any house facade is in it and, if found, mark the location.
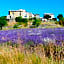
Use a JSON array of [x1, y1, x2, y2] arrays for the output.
[[7, 9, 40, 22], [44, 13, 55, 19]]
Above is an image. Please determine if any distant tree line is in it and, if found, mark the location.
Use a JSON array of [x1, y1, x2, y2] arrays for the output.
[[0, 14, 64, 30]]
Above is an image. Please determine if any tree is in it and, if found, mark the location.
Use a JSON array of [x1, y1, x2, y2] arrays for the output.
[[0, 16, 7, 30], [32, 18, 41, 27], [57, 14, 63, 21], [22, 18, 28, 26], [33, 17, 36, 20], [57, 14, 63, 26], [61, 18, 64, 26], [44, 15, 51, 20], [15, 16, 22, 23], [15, 16, 28, 26], [22, 18, 28, 23]]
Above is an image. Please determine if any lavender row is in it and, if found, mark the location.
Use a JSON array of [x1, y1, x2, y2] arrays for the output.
[[0, 28, 64, 45]]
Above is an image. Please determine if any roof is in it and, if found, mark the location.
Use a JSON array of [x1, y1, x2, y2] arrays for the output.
[[9, 9, 26, 12], [34, 14, 39, 16], [44, 13, 54, 15]]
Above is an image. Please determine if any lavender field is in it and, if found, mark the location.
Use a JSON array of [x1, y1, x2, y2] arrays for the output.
[[0, 28, 64, 45], [0, 28, 64, 64]]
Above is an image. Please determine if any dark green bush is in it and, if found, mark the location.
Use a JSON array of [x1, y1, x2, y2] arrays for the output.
[[32, 19, 41, 27], [0, 16, 7, 30], [13, 24, 18, 28]]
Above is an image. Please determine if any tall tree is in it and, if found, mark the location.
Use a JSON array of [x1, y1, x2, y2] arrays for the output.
[[0, 16, 7, 30], [57, 14, 63, 21], [57, 14, 63, 25]]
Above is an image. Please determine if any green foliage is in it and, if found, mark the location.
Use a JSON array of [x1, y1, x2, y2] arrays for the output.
[[44, 15, 51, 19], [13, 24, 18, 28], [22, 18, 28, 23], [55, 21, 59, 24], [0, 16, 6, 20], [56, 14, 64, 26], [32, 18, 41, 27], [15, 17, 28, 23], [15, 16, 22, 23], [60, 18, 64, 26], [33, 17, 36, 20], [22, 18, 28, 27], [0, 16, 7, 30], [15, 17, 28, 27], [57, 14, 63, 21], [29, 18, 33, 21]]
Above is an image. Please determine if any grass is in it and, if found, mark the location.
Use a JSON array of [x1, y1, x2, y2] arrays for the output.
[[0, 42, 64, 64], [41, 21, 63, 28]]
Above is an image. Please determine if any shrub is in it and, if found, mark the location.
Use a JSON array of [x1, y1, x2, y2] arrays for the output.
[[22, 18, 28, 27], [32, 19, 41, 27], [55, 21, 59, 24], [15, 16, 22, 23], [13, 24, 18, 28]]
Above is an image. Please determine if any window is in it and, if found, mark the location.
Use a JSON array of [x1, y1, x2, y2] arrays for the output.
[[19, 12, 21, 16], [24, 14, 27, 18], [13, 12, 14, 16], [10, 16, 11, 19]]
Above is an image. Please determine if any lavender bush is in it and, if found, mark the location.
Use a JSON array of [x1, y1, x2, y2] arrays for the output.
[[0, 28, 64, 45]]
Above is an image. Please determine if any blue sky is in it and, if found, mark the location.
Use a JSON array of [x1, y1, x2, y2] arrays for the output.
[[0, 0, 64, 18]]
